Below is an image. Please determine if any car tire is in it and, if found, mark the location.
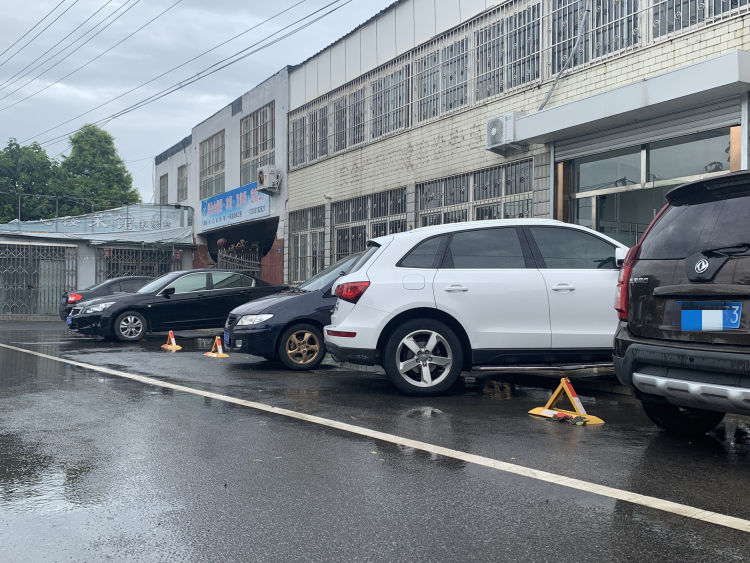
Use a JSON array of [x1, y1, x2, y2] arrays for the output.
[[278, 323, 326, 370], [113, 311, 148, 342], [383, 318, 463, 396], [640, 398, 725, 435]]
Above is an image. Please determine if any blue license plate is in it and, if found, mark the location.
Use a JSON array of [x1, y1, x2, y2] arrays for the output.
[[679, 301, 742, 331], [224, 331, 230, 347], [66, 316, 72, 327]]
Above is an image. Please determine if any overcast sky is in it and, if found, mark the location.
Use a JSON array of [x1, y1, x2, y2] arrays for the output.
[[0, 0, 394, 203]]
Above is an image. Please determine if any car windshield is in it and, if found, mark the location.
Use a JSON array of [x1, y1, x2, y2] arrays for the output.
[[137, 272, 182, 294], [297, 253, 363, 292]]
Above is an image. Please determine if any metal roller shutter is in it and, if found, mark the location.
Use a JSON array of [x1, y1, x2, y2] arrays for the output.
[[554, 97, 741, 161]]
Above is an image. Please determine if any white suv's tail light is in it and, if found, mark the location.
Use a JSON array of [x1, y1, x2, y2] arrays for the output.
[[335, 281, 370, 304]]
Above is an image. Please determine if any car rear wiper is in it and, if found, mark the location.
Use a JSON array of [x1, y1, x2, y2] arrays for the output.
[[702, 244, 750, 256]]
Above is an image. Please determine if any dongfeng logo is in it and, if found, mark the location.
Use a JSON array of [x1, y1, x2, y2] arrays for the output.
[[695, 258, 710, 274]]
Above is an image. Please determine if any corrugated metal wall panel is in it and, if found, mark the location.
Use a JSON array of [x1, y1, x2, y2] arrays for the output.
[[555, 98, 741, 160]]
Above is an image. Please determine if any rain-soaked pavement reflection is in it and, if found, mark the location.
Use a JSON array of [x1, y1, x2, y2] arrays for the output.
[[0, 322, 748, 561]]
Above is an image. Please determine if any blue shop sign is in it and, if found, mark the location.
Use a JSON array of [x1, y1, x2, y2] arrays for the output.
[[200, 182, 270, 230]]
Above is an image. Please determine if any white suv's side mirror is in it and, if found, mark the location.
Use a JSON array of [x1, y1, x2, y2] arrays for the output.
[[615, 246, 629, 268]]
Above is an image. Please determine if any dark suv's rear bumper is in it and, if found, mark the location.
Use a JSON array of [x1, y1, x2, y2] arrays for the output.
[[614, 323, 750, 415]]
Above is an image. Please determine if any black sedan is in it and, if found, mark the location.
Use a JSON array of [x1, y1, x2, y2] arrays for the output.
[[224, 253, 364, 370], [68, 269, 286, 341], [60, 276, 154, 320]]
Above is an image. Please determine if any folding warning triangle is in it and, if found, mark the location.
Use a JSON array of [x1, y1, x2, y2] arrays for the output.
[[161, 330, 182, 351], [529, 377, 604, 425], [204, 336, 229, 358]]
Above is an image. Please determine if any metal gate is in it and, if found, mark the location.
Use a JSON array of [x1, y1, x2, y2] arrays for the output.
[[217, 249, 261, 277], [0, 242, 77, 318], [95, 247, 181, 281]]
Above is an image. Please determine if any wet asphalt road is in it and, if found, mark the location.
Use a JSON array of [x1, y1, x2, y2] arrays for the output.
[[0, 322, 748, 562]]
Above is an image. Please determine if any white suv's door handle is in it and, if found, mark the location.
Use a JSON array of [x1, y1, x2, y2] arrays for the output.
[[551, 283, 575, 292], [444, 285, 468, 293]]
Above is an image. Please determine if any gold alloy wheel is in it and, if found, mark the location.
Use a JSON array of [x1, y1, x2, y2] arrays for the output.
[[284, 329, 321, 366]]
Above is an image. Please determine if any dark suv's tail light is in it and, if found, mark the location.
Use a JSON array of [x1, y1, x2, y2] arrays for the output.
[[615, 246, 640, 321], [614, 203, 668, 321], [67, 293, 83, 303], [335, 281, 370, 303]]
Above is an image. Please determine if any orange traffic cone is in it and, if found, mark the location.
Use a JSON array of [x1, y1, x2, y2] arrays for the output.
[[161, 330, 182, 351], [204, 335, 229, 358]]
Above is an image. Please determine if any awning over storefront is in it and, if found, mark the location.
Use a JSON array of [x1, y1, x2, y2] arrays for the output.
[[496, 50, 750, 148]]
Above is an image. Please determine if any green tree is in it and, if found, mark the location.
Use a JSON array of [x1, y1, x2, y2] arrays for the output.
[[57, 124, 141, 216], [0, 139, 59, 223]]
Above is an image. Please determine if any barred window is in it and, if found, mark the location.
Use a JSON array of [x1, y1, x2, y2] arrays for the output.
[[441, 38, 468, 112], [348, 87, 365, 145], [309, 106, 328, 160], [159, 174, 168, 204], [474, 166, 504, 201], [200, 130, 225, 200], [241, 102, 275, 185], [416, 50, 440, 122], [475, 21, 503, 101], [506, 159, 533, 195], [506, 4, 541, 89], [371, 66, 409, 138], [289, 205, 326, 283], [333, 96, 347, 152], [177, 165, 187, 202], [291, 115, 306, 167]]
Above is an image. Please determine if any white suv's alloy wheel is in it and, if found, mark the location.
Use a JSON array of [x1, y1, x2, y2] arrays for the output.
[[383, 318, 464, 395], [396, 329, 453, 386]]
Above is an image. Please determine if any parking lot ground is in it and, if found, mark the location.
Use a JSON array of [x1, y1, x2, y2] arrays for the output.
[[1, 321, 748, 561]]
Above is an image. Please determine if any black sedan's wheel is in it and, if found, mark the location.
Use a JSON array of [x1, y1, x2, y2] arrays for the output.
[[383, 318, 463, 396], [113, 311, 147, 342], [278, 324, 326, 370], [641, 398, 725, 435]]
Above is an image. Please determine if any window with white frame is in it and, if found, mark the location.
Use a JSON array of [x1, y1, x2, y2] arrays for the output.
[[371, 65, 409, 138], [441, 38, 468, 112], [505, 4, 541, 89], [177, 165, 187, 201], [289, 205, 326, 284], [475, 20, 503, 101], [416, 50, 440, 122], [240, 102, 275, 186], [333, 96, 347, 152], [159, 174, 168, 204], [309, 106, 328, 160], [331, 187, 407, 260], [291, 115, 306, 168], [200, 130, 224, 200], [348, 87, 365, 145]]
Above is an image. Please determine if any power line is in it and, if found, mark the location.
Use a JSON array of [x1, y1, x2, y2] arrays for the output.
[[0, 0, 83, 69], [23, 0, 307, 143], [43, 0, 351, 150], [0, 0, 117, 93], [0, 0, 67, 62], [0, 0, 149, 108]]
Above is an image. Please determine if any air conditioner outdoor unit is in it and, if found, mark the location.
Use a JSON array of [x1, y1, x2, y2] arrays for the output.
[[257, 165, 281, 195], [486, 111, 526, 155]]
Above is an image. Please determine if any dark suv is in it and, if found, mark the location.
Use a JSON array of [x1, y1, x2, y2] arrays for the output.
[[614, 172, 750, 434]]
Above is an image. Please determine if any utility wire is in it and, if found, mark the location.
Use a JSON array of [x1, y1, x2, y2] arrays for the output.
[[0, 0, 150, 108], [43, 0, 351, 150], [0, 0, 82, 69], [0, 0, 116, 93], [0, 0, 68, 63], [23, 0, 307, 143]]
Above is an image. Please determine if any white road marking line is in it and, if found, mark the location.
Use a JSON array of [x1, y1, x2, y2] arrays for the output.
[[3, 342, 749, 534]]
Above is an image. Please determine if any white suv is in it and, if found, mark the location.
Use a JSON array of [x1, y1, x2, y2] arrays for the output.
[[325, 219, 628, 395]]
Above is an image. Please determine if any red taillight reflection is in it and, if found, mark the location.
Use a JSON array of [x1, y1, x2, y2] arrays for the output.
[[67, 293, 83, 303], [326, 329, 357, 338], [334, 281, 370, 304]]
